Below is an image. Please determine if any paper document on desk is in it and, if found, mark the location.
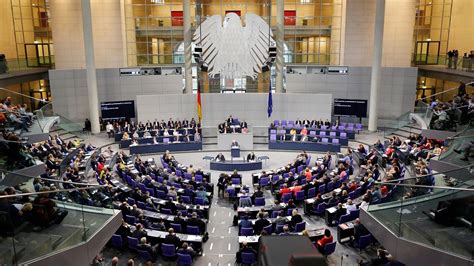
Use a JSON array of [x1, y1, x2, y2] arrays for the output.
[[187, 235, 199, 241]]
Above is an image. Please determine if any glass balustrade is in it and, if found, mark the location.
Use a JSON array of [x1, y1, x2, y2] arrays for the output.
[[367, 182, 474, 260], [0, 187, 119, 265]]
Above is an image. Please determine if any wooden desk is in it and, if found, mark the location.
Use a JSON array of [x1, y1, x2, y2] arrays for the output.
[[337, 222, 355, 243]]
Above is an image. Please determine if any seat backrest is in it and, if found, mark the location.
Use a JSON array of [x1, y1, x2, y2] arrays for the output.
[[177, 253, 193, 264], [350, 209, 360, 220], [111, 234, 123, 246], [162, 243, 176, 256], [318, 184, 326, 194], [295, 221, 306, 232], [272, 210, 282, 218], [358, 234, 372, 248], [187, 225, 200, 235], [316, 202, 326, 212], [263, 224, 273, 234], [137, 250, 152, 260], [255, 197, 265, 206], [241, 227, 253, 236], [339, 213, 351, 224], [127, 236, 138, 248], [241, 252, 256, 264], [170, 223, 182, 233], [296, 190, 305, 199], [324, 242, 336, 255]]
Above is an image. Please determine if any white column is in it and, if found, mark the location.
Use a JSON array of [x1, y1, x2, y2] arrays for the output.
[[183, 0, 193, 94], [81, 0, 100, 134], [368, 0, 385, 132], [275, 0, 284, 93]]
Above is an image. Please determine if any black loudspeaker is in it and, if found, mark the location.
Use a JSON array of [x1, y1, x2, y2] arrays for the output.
[[262, 65, 270, 72], [0, 54, 7, 74], [200, 64, 208, 72]]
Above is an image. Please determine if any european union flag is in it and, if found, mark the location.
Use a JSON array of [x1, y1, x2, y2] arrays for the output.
[[267, 80, 273, 118]]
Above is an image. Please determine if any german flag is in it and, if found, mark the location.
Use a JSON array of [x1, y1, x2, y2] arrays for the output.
[[197, 82, 202, 123]]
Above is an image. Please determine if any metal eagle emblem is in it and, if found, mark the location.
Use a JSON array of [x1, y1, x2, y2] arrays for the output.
[[193, 13, 275, 79]]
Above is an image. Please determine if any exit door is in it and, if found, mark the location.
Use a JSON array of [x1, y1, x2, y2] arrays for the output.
[[414, 41, 440, 65], [24, 43, 53, 67]]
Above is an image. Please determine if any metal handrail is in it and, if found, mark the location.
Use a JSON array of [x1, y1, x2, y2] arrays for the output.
[[374, 181, 474, 192], [418, 82, 474, 103], [381, 163, 474, 184], [0, 185, 106, 199]]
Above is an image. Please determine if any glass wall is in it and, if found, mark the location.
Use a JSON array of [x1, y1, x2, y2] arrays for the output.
[[124, 0, 342, 92], [124, 0, 194, 65], [0, 79, 50, 110], [282, 0, 342, 65], [10, 0, 54, 69], [413, 0, 452, 65], [125, 0, 342, 66], [416, 76, 465, 103]]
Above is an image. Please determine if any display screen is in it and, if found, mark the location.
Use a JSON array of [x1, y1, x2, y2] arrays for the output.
[[100, 101, 136, 120], [333, 98, 368, 118]]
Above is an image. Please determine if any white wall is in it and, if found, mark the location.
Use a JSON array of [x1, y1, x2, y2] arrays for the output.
[[285, 66, 417, 122], [49, 0, 124, 69], [49, 68, 183, 121], [343, 0, 416, 67], [137, 93, 333, 127], [50, 66, 416, 125]]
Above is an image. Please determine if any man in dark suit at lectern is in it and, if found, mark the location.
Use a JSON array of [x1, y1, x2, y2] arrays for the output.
[[232, 140, 239, 147], [215, 153, 226, 162]]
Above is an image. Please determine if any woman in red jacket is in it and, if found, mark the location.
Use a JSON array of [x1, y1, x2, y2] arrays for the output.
[[317, 229, 334, 253]]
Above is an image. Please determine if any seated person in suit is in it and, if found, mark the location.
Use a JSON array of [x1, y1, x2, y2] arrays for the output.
[[187, 212, 206, 234], [163, 228, 181, 248], [132, 223, 147, 240], [178, 242, 197, 258], [137, 237, 158, 260], [279, 225, 292, 236], [240, 120, 248, 129], [246, 152, 256, 162], [253, 212, 271, 235], [239, 193, 253, 208], [317, 229, 334, 253], [149, 218, 166, 231], [195, 186, 209, 205], [215, 153, 226, 162], [274, 213, 288, 225], [251, 186, 264, 203], [333, 203, 347, 224], [351, 218, 369, 246], [239, 215, 253, 231], [236, 241, 257, 263], [230, 170, 241, 180], [288, 209, 303, 230], [300, 127, 308, 142]]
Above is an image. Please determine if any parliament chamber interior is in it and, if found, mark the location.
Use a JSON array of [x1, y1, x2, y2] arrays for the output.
[[0, 0, 473, 265]]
